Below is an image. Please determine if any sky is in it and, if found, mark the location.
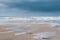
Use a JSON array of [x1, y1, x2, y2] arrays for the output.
[[0, 0, 60, 17]]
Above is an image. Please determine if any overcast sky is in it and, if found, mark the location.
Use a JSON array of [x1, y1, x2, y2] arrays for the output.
[[0, 0, 60, 17]]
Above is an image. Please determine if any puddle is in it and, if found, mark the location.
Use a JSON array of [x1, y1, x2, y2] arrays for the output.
[[5, 24, 28, 31], [32, 32, 56, 39], [0, 19, 9, 24], [51, 24, 60, 30], [26, 28, 39, 33]]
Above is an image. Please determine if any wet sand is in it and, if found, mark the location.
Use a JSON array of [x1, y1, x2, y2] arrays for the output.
[[25, 24, 60, 33], [0, 24, 60, 40]]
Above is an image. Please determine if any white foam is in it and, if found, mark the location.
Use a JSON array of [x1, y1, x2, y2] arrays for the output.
[[15, 32, 26, 35], [32, 36, 39, 39]]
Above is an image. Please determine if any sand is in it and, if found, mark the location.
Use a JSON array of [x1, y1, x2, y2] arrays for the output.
[[0, 31, 15, 40], [25, 24, 60, 33], [0, 23, 60, 40]]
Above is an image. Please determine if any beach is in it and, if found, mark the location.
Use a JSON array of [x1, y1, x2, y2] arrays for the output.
[[0, 23, 60, 40]]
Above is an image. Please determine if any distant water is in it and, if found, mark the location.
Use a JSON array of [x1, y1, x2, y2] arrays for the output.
[[0, 17, 60, 30]]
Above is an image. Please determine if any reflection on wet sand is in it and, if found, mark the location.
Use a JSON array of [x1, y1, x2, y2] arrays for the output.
[[0, 20, 60, 40]]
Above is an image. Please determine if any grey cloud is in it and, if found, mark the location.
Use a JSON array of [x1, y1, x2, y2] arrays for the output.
[[0, 0, 60, 16]]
